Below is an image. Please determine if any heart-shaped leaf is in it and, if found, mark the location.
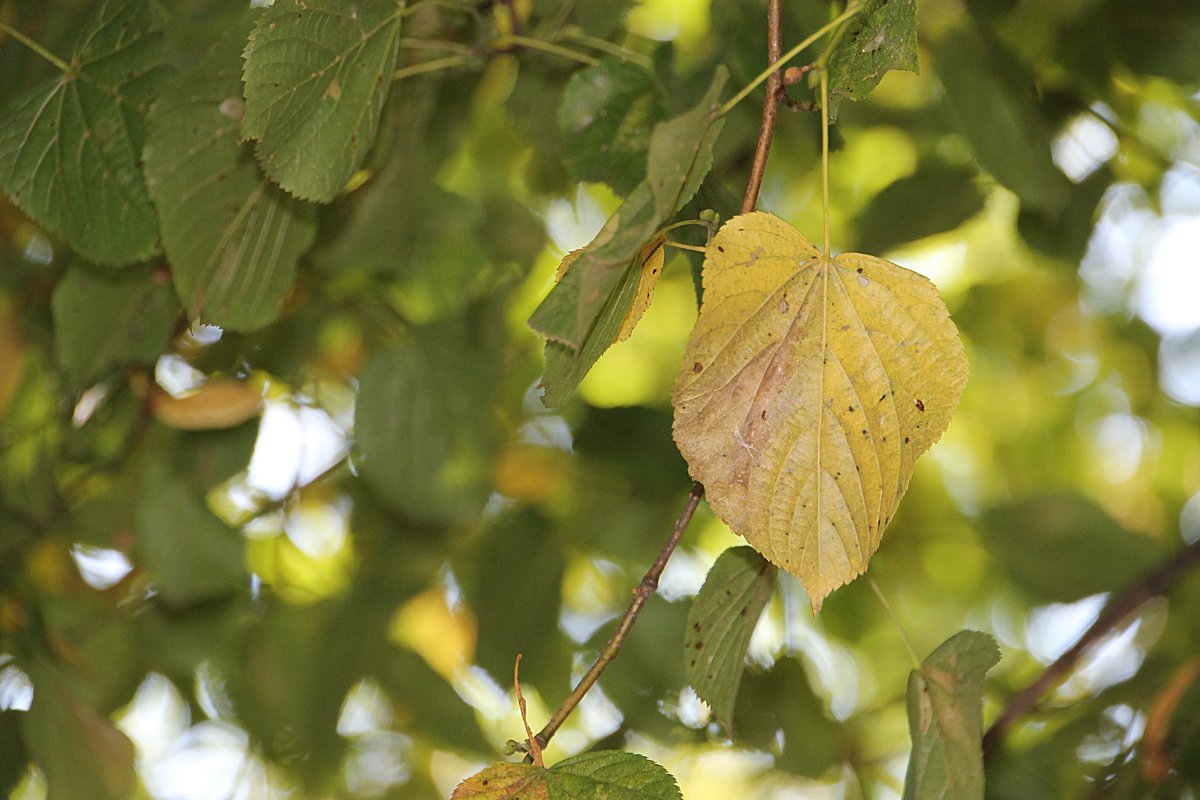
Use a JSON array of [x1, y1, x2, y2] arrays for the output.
[[672, 212, 967, 610]]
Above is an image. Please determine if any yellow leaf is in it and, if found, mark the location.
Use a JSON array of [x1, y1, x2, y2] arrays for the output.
[[555, 238, 666, 343], [150, 379, 263, 431], [452, 762, 547, 800], [671, 213, 967, 611]]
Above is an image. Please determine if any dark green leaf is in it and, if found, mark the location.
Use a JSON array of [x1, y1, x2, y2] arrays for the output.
[[685, 546, 776, 732], [854, 161, 985, 253], [903, 630, 1000, 800], [452, 750, 682, 800], [826, 0, 919, 121], [0, 709, 26, 797], [378, 649, 492, 754], [21, 657, 135, 800], [558, 59, 665, 197], [135, 460, 246, 606], [51, 262, 177, 387], [354, 321, 498, 524], [0, 0, 170, 265], [143, 12, 317, 330], [935, 23, 1069, 212], [530, 69, 727, 403], [733, 657, 843, 777], [979, 494, 1165, 603], [242, 0, 403, 202]]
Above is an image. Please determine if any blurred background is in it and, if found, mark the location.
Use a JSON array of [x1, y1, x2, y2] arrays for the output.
[[1, 0, 1199, 798]]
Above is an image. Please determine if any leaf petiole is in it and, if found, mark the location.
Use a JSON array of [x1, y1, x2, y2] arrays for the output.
[[392, 55, 469, 81], [493, 34, 599, 66], [665, 240, 708, 254], [868, 577, 921, 669], [0, 20, 73, 74], [718, 2, 861, 116]]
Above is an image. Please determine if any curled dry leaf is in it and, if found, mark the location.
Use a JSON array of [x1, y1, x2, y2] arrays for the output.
[[671, 212, 967, 610], [150, 379, 263, 431]]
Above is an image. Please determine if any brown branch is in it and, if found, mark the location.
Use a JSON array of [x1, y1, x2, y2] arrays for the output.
[[530, 482, 705, 755], [982, 537, 1200, 758], [740, 0, 783, 214]]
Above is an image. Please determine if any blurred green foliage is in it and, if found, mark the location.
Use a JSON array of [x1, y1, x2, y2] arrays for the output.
[[0, 0, 1199, 799]]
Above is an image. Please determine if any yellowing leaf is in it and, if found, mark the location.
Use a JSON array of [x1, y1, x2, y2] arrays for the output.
[[452, 762, 546, 800], [554, 239, 666, 344], [150, 379, 263, 431], [671, 213, 967, 610]]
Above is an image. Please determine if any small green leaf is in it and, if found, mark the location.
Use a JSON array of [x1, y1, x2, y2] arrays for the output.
[[558, 59, 665, 197], [854, 161, 985, 253], [685, 546, 777, 732], [143, 12, 317, 330], [354, 321, 498, 524], [530, 69, 727, 404], [452, 751, 682, 800], [826, 0, 918, 121], [242, 0, 403, 202], [0, 0, 171, 265], [135, 460, 246, 606], [52, 262, 178, 387], [979, 494, 1165, 604], [734, 657, 843, 777], [935, 23, 1069, 212], [903, 630, 1000, 800], [21, 657, 136, 800]]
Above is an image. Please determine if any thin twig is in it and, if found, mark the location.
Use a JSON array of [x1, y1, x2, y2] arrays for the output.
[[982, 538, 1200, 758], [514, 654, 544, 767], [740, 0, 783, 214], [493, 34, 598, 66], [530, 482, 705, 754]]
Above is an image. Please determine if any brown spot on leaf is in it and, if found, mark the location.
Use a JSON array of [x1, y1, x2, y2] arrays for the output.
[[915, 398, 925, 412]]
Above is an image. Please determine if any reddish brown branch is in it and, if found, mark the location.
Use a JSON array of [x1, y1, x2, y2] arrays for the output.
[[740, 0, 783, 214], [530, 482, 705, 754], [982, 537, 1200, 757]]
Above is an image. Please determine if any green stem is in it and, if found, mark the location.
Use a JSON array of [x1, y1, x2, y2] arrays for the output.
[[868, 577, 921, 670], [820, 68, 831, 257], [562, 30, 652, 69], [392, 55, 468, 81], [494, 34, 598, 66], [718, 2, 861, 116], [398, 37, 473, 55], [0, 20, 73, 74]]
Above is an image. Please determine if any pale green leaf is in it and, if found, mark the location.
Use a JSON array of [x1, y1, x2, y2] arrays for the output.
[[558, 59, 665, 197], [52, 261, 178, 387], [685, 546, 777, 732], [903, 631, 1000, 800], [0, 0, 170, 265], [826, 0, 918, 121], [242, 0, 403, 202], [143, 11, 316, 330], [531, 69, 727, 404], [21, 657, 136, 800]]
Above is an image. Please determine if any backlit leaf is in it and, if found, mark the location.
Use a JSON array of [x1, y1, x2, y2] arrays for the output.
[[452, 751, 681, 800], [671, 213, 967, 610], [685, 546, 776, 732], [903, 630, 1000, 800], [559, 59, 666, 197], [826, 0, 919, 121], [0, 0, 170, 265], [242, 0, 403, 202], [51, 262, 178, 387], [144, 11, 317, 330]]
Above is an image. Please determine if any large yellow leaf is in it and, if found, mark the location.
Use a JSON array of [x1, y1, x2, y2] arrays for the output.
[[672, 213, 967, 610]]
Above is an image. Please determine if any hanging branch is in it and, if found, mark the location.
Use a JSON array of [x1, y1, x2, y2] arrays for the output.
[[983, 537, 1200, 757]]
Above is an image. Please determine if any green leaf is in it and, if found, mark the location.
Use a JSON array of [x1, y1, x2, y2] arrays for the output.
[[21, 657, 136, 800], [354, 321, 498, 524], [979, 494, 1165, 604], [143, 12, 317, 330], [854, 161, 985, 253], [902, 630, 1000, 800], [733, 657, 843, 777], [0, 0, 171, 265], [685, 546, 777, 732], [530, 69, 727, 404], [453, 751, 682, 800], [241, 0, 403, 202], [826, 0, 919, 121], [934, 23, 1069, 212], [558, 59, 665, 197], [135, 459, 246, 606], [51, 261, 178, 387]]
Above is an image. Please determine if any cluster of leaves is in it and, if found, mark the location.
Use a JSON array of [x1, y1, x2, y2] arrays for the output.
[[1, 0, 1199, 798]]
